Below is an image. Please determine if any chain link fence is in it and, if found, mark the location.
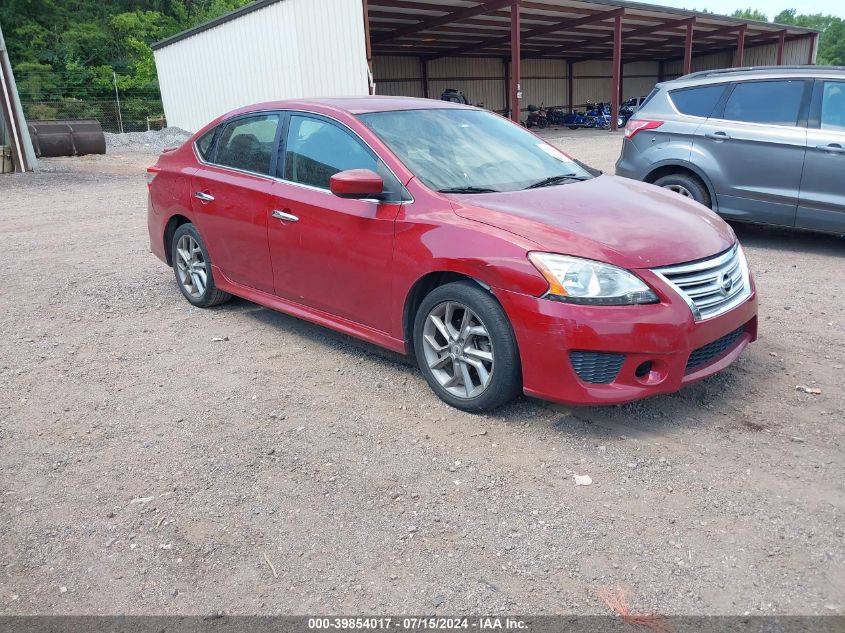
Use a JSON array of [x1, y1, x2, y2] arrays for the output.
[[20, 98, 167, 133]]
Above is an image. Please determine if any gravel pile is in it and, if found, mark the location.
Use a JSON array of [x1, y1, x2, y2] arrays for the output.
[[104, 127, 192, 153]]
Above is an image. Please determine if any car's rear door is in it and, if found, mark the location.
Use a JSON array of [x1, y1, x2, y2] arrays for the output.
[[692, 79, 811, 227], [189, 113, 281, 294], [796, 79, 845, 233], [267, 113, 408, 333]]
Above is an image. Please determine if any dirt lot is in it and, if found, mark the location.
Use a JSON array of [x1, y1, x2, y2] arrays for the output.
[[1, 130, 843, 617]]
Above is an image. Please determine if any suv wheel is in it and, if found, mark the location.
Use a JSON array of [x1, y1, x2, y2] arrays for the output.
[[654, 173, 711, 208], [413, 281, 521, 412], [171, 223, 231, 308]]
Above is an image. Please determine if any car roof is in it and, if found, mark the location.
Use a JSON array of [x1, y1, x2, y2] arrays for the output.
[[666, 65, 845, 88], [235, 96, 476, 116]]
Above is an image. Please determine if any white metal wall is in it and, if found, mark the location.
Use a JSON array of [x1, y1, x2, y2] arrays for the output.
[[153, 0, 370, 131], [428, 57, 506, 111]]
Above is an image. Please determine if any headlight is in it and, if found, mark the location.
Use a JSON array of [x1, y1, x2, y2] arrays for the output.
[[528, 252, 659, 305]]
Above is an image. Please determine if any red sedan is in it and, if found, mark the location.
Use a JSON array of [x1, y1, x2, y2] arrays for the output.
[[147, 97, 757, 412]]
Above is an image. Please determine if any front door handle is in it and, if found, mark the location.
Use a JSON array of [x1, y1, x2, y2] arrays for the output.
[[705, 131, 731, 141], [816, 143, 845, 154], [272, 209, 299, 223], [194, 191, 215, 202]]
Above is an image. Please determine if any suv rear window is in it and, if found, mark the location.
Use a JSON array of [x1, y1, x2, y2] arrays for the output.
[[669, 85, 726, 118], [722, 80, 805, 125]]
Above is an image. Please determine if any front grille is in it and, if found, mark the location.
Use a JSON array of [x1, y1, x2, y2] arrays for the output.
[[686, 326, 746, 372], [653, 244, 750, 321], [570, 351, 625, 384]]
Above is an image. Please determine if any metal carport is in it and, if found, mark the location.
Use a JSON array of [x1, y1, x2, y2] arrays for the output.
[[364, 0, 820, 129]]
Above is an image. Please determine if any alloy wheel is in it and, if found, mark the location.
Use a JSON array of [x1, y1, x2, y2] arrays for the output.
[[664, 184, 694, 198], [175, 234, 208, 299], [421, 301, 494, 399]]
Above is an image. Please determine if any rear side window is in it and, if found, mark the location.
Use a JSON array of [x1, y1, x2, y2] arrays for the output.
[[669, 85, 726, 118], [195, 128, 216, 160], [821, 81, 845, 132], [722, 80, 805, 126], [214, 113, 281, 176], [639, 87, 660, 110]]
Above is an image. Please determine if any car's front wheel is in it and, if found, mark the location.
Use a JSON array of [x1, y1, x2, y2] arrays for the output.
[[171, 223, 231, 308], [413, 281, 521, 412]]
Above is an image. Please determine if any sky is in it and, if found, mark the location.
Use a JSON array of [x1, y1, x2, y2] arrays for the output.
[[636, 0, 845, 20]]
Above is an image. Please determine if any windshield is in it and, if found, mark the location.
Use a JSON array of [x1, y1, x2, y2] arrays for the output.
[[357, 108, 594, 193]]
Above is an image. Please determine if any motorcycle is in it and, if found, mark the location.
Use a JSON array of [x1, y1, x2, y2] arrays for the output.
[[524, 104, 549, 129]]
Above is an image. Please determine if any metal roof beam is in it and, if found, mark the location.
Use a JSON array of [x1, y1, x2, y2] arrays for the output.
[[424, 7, 624, 59], [371, 0, 514, 44], [528, 15, 695, 58]]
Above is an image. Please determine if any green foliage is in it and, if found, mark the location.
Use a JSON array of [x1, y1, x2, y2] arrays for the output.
[[773, 9, 845, 66], [732, 9, 768, 22], [0, 0, 252, 126]]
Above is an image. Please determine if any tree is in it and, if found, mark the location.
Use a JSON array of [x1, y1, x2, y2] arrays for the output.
[[774, 9, 845, 66], [732, 9, 768, 22]]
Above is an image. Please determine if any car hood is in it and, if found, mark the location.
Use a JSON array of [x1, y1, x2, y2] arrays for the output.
[[448, 175, 735, 269]]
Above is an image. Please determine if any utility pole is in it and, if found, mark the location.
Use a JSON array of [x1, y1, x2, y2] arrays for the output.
[[113, 71, 124, 134]]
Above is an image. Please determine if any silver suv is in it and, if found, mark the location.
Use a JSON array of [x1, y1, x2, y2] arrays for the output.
[[615, 66, 845, 234]]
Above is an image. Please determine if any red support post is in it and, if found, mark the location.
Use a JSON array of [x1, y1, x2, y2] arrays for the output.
[[776, 30, 786, 65], [567, 60, 574, 111], [362, 0, 374, 94], [734, 24, 746, 67], [610, 14, 622, 131], [510, 0, 521, 123], [420, 57, 429, 99], [807, 34, 817, 64], [683, 19, 695, 75]]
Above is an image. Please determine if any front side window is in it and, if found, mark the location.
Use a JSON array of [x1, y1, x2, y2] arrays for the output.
[[214, 113, 280, 176], [821, 81, 845, 132], [283, 115, 405, 199], [358, 109, 593, 193], [670, 84, 726, 118], [722, 80, 805, 126]]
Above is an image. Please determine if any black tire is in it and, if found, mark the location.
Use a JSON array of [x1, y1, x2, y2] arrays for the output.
[[567, 125, 579, 130], [413, 280, 521, 412], [654, 172, 711, 208], [170, 223, 231, 308], [537, 117, 549, 129]]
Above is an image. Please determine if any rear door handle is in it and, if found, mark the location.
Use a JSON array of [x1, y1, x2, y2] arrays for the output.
[[816, 143, 845, 154], [705, 131, 731, 141], [194, 191, 215, 202], [272, 209, 299, 223]]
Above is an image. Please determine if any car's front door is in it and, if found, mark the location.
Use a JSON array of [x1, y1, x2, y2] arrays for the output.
[[693, 79, 810, 227], [267, 113, 408, 333], [797, 79, 845, 233], [190, 113, 281, 294]]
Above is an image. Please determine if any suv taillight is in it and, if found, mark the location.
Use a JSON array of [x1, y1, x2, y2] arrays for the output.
[[625, 119, 663, 139]]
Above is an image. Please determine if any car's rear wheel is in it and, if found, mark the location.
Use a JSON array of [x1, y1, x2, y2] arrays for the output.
[[413, 281, 521, 412], [171, 223, 231, 308], [654, 173, 711, 208]]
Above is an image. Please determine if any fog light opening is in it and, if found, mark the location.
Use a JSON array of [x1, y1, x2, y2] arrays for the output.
[[634, 359, 668, 385], [635, 361, 652, 378]]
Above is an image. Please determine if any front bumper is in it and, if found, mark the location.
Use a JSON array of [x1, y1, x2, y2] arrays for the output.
[[495, 271, 758, 406]]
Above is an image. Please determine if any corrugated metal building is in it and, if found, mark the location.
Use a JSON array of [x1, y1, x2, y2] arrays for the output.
[[152, 0, 819, 132], [152, 0, 371, 131]]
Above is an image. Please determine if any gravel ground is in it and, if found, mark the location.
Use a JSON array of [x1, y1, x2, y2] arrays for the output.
[[104, 127, 192, 154], [1, 131, 843, 617]]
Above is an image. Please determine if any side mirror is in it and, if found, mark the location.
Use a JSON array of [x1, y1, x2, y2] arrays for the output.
[[329, 169, 384, 199]]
